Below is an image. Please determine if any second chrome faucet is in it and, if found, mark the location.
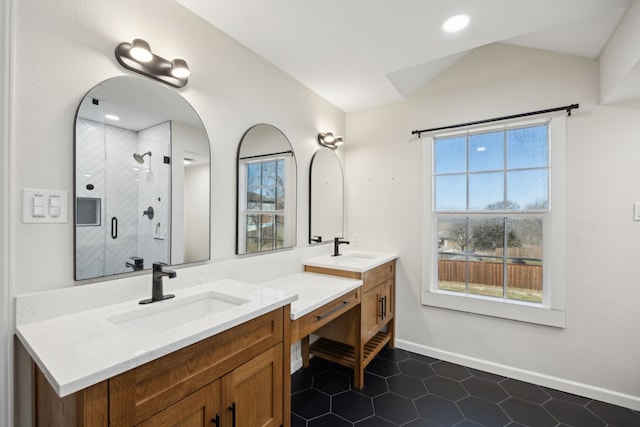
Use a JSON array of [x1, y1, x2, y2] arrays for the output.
[[139, 262, 176, 304]]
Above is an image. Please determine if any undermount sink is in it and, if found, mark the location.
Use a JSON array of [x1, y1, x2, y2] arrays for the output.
[[338, 252, 378, 260], [108, 291, 249, 337], [304, 250, 398, 273]]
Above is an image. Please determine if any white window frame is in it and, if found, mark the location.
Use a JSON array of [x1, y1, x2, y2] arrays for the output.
[[422, 117, 567, 328]]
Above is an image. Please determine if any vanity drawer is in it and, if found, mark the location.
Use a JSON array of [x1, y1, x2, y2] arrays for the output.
[[110, 308, 284, 425], [291, 289, 360, 342], [362, 261, 395, 293]]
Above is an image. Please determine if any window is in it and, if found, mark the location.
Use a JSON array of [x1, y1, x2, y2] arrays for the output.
[[435, 124, 547, 303], [423, 119, 567, 327], [242, 157, 287, 253]]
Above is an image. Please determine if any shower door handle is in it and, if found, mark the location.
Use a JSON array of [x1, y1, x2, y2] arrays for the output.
[[111, 216, 118, 239]]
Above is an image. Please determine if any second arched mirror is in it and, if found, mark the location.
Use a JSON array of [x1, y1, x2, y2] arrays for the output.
[[236, 124, 297, 254], [309, 148, 344, 244]]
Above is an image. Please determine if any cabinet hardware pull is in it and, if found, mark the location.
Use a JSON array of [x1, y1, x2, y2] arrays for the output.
[[316, 301, 349, 321], [111, 216, 118, 239], [379, 296, 388, 320], [228, 402, 236, 427], [211, 413, 220, 425]]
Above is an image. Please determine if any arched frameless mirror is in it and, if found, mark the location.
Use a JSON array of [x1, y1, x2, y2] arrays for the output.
[[74, 75, 210, 280], [236, 124, 297, 255], [309, 148, 344, 244]]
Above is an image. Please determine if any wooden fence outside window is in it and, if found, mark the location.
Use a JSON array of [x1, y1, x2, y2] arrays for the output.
[[438, 259, 542, 291]]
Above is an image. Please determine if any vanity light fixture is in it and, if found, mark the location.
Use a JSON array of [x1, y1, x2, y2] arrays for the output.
[[115, 38, 190, 88], [317, 132, 344, 150]]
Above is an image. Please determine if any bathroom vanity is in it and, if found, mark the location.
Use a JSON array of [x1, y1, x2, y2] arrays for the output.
[[261, 272, 363, 345], [16, 280, 296, 427], [303, 251, 398, 388]]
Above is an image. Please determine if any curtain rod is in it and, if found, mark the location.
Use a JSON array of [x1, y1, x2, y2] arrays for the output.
[[239, 150, 293, 161], [411, 103, 579, 138]]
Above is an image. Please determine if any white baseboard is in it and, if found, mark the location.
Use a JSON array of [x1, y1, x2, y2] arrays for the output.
[[396, 339, 640, 412], [291, 356, 303, 374]]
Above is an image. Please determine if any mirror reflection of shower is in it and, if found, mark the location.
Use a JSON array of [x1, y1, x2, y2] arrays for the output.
[[133, 151, 152, 164]]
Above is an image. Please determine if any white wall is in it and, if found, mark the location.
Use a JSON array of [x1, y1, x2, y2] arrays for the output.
[[9, 0, 344, 425], [1, 0, 14, 425], [345, 43, 640, 409]]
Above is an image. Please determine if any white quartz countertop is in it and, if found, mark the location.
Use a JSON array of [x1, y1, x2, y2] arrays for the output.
[[261, 272, 362, 320], [303, 250, 398, 273], [15, 279, 296, 397]]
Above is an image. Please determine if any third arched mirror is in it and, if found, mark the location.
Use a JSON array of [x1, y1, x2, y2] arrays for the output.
[[309, 148, 344, 244]]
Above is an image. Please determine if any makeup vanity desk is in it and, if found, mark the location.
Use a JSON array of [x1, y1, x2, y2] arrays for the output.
[[265, 251, 397, 388]]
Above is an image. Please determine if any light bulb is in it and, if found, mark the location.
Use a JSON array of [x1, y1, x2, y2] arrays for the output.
[[322, 133, 335, 143], [171, 58, 191, 78], [130, 38, 153, 62]]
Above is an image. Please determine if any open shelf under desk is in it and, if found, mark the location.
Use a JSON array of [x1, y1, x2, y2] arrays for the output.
[[309, 331, 391, 369]]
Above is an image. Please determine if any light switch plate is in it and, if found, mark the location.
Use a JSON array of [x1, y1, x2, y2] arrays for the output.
[[22, 188, 68, 223], [634, 202, 640, 221]]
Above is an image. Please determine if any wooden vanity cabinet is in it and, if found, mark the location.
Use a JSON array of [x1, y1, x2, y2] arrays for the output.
[[304, 260, 396, 388], [134, 344, 283, 427], [34, 306, 290, 427]]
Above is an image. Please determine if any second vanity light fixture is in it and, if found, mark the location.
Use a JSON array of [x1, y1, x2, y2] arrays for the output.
[[317, 132, 344, 150], [115, 38, 190, 88]]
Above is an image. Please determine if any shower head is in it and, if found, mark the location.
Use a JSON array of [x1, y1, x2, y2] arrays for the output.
[[133, 151, 152, 164]]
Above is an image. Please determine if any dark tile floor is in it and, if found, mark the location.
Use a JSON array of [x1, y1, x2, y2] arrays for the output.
[[291, 347, 640, 427]]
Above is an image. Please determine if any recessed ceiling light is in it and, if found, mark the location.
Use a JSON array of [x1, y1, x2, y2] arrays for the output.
[[443, 14, 470, 33], [105, 114, 120, 121]]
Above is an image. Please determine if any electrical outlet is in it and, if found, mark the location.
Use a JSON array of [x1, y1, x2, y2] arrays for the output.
[[634, 202, 640, 221], [352, 233, 360, 245]]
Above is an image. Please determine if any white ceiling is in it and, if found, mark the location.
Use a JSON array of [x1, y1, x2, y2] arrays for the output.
[[175, 0, 632, 112]]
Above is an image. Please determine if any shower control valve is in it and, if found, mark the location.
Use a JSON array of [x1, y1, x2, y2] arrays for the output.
[[143, 206, 154, 219]]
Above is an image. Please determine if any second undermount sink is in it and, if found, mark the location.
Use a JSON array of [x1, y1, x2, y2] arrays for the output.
[[108, 291, 249, 337], [338, 252, 379, 260], [304, 250, 398, 273]]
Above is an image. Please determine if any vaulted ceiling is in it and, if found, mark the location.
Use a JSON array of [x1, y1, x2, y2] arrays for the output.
[[176, 0, 639, 112]]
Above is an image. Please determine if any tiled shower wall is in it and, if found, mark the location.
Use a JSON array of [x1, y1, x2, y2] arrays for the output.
[[75, 118, 170, 280], [137, 122, 171, 267]]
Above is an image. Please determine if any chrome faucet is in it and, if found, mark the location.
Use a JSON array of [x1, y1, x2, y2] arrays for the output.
[[333, 237, 350, 257], [139, 262, 176, 304]]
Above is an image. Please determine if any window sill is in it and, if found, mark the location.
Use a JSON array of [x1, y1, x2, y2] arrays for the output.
[[422, 289, 565, 328]]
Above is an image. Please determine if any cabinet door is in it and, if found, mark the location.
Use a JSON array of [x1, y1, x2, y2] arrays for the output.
[[362, 279, 394, 341], [136, 382, 221, 427], [362, 285, 382, 341], [222, 344, 283, 427]]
